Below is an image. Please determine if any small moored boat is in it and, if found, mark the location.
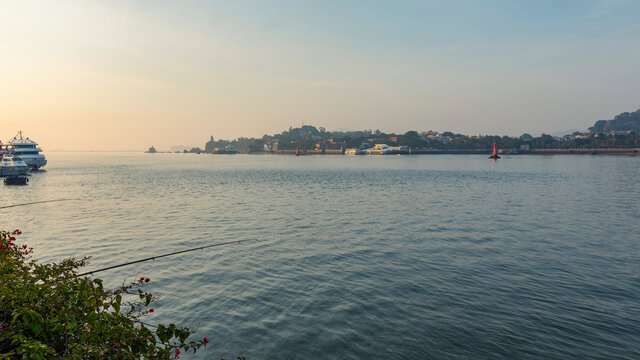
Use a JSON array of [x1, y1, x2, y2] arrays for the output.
[[4, 176, 29, 185]]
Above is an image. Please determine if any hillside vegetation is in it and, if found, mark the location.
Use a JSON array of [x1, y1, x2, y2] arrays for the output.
[[589, 109, 640, 133]]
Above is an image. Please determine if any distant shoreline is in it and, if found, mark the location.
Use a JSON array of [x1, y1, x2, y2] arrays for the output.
[[223, 148, 640, 156], [70, 148, 637, 155], [522, 148, 639, 156]]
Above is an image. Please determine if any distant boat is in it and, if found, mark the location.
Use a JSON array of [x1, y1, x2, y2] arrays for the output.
[[365, 144, 393, 155], [212, 145, 237, 154], [7, 131, 47, 169], [0, 153, 30, 176], [489, 142, 500, 159], [4, 176, 29, 185], [345, 143, 370, 155]]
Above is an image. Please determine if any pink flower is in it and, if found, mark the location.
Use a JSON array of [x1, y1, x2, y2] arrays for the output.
[[203, 337, 209, 344], [148, 308, 154, 313], [140, 277, 145, 281], [145, 278, 150, 283], [8, 237, 15, 241]]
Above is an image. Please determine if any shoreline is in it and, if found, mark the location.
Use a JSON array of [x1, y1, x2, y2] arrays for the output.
[[236, 148, 640, 156], [139, 148, 640, 156]]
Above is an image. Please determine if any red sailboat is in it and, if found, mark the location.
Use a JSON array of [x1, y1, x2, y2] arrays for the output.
[[489, 142, 500, 159], [296, 145, 300, 156]]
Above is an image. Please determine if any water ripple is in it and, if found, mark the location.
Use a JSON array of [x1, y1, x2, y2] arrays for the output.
[[1, 153, 639, 359]]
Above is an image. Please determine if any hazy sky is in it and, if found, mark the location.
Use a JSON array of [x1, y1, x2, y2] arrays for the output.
[[1, 0, 639, 151]]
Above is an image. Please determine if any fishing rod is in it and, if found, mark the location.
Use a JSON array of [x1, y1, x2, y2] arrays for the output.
[[76, 238, 258, 277], [0, 198, 80, 210]]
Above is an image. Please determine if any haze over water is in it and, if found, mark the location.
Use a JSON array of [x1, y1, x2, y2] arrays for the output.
[[2, 153, 639, 359]]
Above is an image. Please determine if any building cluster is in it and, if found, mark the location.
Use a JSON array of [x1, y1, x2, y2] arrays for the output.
[[600, 130, 635, 136], [314, 139, 346, 151], [264, 139, 279, 152], [551, 130, 633, 142], [418, 131, 453, 143], [165, 122, 639, 154], [554, 133, 588, 142]]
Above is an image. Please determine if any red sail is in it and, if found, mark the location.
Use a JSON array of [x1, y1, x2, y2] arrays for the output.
[[492, 142, 497, 156]]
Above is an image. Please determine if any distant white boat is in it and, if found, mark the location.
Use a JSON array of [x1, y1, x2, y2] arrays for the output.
[[346, 143, 410, 155], [345, 143, 370, 155], [7, 131, 47, 169], [0, 153, 30, 176], [367, 144, 393, 155]]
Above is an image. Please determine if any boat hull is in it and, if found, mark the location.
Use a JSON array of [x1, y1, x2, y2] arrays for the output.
[[7, 131, 47, 169], [19, 155, 47, 169], [4, 176, 29, 185], [0, 167, 30, 176]]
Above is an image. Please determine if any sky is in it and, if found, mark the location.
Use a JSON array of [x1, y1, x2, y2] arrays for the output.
[[1, 0, 639, 151]]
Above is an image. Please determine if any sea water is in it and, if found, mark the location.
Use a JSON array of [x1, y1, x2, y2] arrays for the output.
[[2, 153, 639, 359]]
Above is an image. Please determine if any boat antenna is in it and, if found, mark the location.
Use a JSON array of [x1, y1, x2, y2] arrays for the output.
[[0, 198, 81, 210], [76, 238, 258, 277]]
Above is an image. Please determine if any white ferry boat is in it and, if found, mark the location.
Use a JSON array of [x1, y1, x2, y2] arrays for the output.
[[7, 131, 47, 169], [366, 144, 393, 155], [0, 153, 30, 176], [346, 143, 409, 155], [212, 145, 237, 154], [389, 146, 410, 154], [345, 143, 370, 155]]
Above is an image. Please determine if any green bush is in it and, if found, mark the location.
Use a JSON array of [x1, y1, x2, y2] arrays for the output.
[[0, 229, 208, 359]]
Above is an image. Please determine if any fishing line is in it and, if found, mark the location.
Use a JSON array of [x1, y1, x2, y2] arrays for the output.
[[76, 238, 258, 277], [0, 198, 81, 209]]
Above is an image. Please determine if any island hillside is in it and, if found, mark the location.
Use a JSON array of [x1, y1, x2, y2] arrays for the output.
[[157, 108, 640, 153]]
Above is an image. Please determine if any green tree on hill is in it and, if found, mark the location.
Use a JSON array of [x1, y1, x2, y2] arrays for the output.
[[588, 108, 640, 133]]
